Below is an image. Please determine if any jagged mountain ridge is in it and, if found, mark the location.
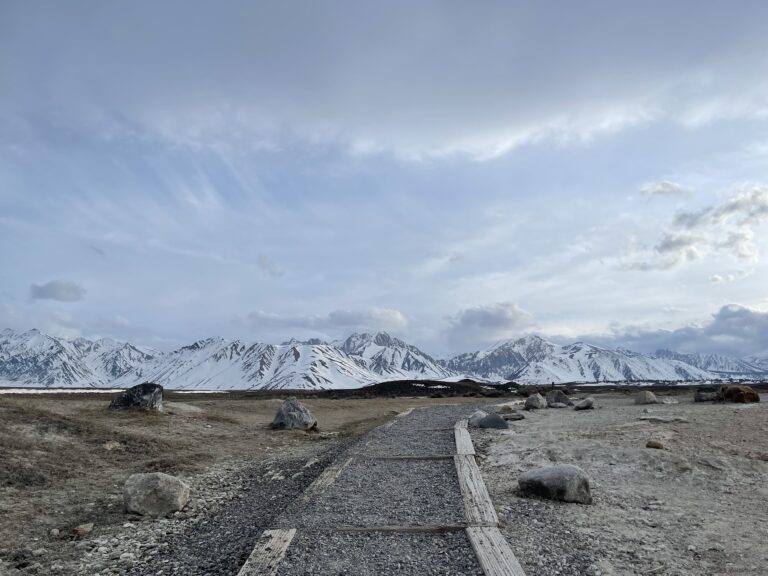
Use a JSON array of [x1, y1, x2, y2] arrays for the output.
[[2, 328, 766, 389]]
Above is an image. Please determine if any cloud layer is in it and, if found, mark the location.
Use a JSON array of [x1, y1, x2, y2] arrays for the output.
[[29, 281, 86, 302]]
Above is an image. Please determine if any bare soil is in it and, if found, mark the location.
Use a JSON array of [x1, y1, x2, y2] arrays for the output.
[[474, 391, 768, 576], [0, 393, 478, 574]]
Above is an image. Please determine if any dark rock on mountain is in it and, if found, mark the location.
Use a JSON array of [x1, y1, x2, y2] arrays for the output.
[[109, 382, 164, 411]]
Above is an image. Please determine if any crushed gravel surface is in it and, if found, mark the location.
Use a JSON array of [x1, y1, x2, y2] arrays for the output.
[[277, 457, 465, 528], [275, 530, 485, 576], [354, 427, 457, 457]]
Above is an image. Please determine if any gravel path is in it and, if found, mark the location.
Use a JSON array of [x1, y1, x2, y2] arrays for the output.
[[273, 403, 486, 575]]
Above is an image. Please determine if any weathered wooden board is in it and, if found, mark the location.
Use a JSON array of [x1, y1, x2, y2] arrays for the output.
[[454, 420, 476, 455], [238, 528, 296, 576], [302, 457, 352, 502], [454, 454, 499, 526], [467, 526, 526, 576]]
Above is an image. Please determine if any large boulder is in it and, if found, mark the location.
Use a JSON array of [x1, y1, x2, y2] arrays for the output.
[[270, 398, 318, 431], [518, 464, 592, 504], [546, 389, 573, 407], [109, 383, 163, 411], [124, 472, 190, 517], [574, 397, 595, 411], [719, 385, 760, 404], [476, 413, 508, 429], [468, 410, 489, 427], [524, 393, 547, 410], [634, 390, 658, 405]]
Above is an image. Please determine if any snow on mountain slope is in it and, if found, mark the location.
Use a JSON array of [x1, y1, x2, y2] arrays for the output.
[[338, 332, 453, 380], [445, 335, 716, 384], [2, 327, 763, 389], [655, 349, 768, 378]]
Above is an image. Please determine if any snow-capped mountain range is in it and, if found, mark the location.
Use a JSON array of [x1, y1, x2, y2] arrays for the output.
[[1, 328, 766, 390]]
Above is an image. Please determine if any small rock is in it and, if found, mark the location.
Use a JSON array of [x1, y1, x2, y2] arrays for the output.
[[518, 464, 592, 504], [31, 549, 47, 557], [635, 390, 658, 405], [524, 393, 547, 410], [502, 411, 525, 421], [548, 402, 568, 409], [695, 389, 719, 402], [49, 529, 59, 538], [646, 439, 665, 450], [719, 385, 760, 404], [73, 523, 94, 538], [546, 389, 574, 407], [574, 397, 594, 411], [476, 413, 508, 429]]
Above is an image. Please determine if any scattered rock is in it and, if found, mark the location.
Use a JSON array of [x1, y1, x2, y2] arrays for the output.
[[497, 404, 520, 414], [634, 390, 658, 405], [103, 440, 122, 451], [695, 389, 719, 402], [646, 440, 665, 450], [49, 529, 59, 538], [502, 411, 526, 421], [124, 472, 190, 517], [109, 382, 164, 411], [518, 464, 592, 504], [476, 413, 508, 429], [660, 397, 679, 404], [549, 402, 569, 409], [546, 389, 574, 407], [574, 397, 595, 411], [270, 397, 318, 431], [639, 415, 689, 424], [31, 549, 47, 557], [524, 393, 547, 410], [73, 523, 93, 538], [719, 385, 760, 404], [468, 410, 489, 427]]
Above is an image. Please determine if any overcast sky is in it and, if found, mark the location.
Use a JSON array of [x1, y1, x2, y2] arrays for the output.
[[2, 1, 768, 357]]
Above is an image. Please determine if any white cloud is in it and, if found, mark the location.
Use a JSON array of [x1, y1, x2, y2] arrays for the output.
[[445, 302, 535, 348], [248, 307, 408, 334], [640, 180, 687, 197]]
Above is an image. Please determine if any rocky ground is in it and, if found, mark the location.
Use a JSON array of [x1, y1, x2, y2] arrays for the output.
[[473, 391, 768, 576], [0, 394, 478, 575]]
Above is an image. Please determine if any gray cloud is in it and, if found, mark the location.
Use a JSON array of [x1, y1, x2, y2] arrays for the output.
[[640, 180, 687, 197], [249, 307, 408, 335], [445, 302, 535, 349], [3, 2, 768, 159], [583, 304, 768, 357], [625, 184, 768, 269], [29, 280, 86, 302]]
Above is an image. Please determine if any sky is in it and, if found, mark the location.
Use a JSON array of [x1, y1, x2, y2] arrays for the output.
[[2, 0, 768, 357]]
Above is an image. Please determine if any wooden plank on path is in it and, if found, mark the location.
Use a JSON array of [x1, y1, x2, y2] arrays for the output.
[[454, 454, 499, 526], [466, 526, 526, 576], [238, 528, 296, 576], [302, 457, 352, 502], [454, 420, 475, 455]]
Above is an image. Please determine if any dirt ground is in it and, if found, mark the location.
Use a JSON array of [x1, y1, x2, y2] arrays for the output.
[[474, 391, 768, 576], [0, 393, 477, 574]]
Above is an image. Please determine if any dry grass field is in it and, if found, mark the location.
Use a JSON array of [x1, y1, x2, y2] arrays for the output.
[[0, 392, 478, 569]]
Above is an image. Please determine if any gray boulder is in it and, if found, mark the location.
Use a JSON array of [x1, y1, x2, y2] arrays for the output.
[[546, 389, 574, 407], [270, 397, 318, 431], [634, 390, 658, 405], [518, 464, 592, 504], [109, 383, 163, 411], [468, 410, 489, 427], [574, 397, 594, 411], [524, 393, 547, 410], [476, 413, 508, 429], [124, 472, 190, 517]]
